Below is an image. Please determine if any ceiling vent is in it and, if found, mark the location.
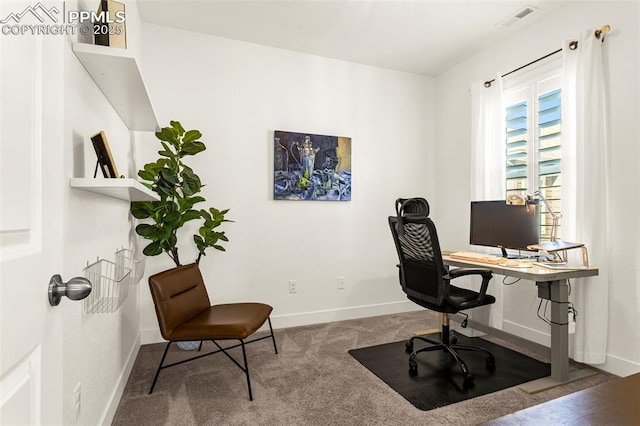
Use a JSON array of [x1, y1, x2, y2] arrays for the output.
[[496, 5, 539, 28]]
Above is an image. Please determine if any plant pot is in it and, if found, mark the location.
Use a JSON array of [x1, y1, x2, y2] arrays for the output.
[[177, 341, 201, 351]]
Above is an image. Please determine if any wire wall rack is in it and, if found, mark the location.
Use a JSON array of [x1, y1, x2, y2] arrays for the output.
[[115, 248, 146, 286], [83, 257, 131, 314]]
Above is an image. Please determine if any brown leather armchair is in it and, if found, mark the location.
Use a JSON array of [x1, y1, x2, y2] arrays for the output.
[[148, 263, 278, 400]]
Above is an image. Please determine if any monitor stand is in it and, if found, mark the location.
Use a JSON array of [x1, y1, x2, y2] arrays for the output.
[[499, 247, 519, 259]]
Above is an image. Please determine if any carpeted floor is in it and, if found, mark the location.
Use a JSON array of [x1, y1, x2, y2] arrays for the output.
[[113, 311, 616, 425]]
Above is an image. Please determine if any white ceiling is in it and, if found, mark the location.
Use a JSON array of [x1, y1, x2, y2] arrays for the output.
[[137, 0, 568, 77]]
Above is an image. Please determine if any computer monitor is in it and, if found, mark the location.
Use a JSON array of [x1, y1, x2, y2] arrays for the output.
[[470, 200, 539, 258]]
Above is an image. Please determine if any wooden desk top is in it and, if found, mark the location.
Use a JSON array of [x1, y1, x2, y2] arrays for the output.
[[442, 254, 599, 282], [483, 373, 640, 425]]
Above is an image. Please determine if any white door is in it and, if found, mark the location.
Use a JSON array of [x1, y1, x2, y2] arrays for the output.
[[0, 2, 66, 423]]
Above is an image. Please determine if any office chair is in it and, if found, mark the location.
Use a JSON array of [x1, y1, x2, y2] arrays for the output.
[[389, 198, 496, 386], [148, 263, 278, 400]]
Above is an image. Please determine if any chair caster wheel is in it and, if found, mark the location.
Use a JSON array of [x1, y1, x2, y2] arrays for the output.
[[409, 360, 418, 376], [463, 373, 475, 388], [486, 356, 496, 371], [405, 340, 413, 353]]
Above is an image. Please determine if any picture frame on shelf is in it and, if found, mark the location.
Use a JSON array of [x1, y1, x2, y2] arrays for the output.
[[90, 130, 119, 178], [93, 0, 127, 49]]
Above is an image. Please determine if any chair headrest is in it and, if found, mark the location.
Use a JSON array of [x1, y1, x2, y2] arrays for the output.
[[394, 198, 430, 236]]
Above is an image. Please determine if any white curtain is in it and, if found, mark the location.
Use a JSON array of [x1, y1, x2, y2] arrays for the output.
[[470, 75, 505, 328], [561, 32, 610, 364]]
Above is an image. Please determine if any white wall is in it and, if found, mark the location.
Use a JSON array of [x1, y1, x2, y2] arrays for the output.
[[137, 23, 435, 342], [435, 1, 640, 376], [62, 1, 145, 424]]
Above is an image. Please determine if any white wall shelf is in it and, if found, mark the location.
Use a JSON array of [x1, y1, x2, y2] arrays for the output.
[[72, 43, 159, 131], [70, 178, 159, 202]]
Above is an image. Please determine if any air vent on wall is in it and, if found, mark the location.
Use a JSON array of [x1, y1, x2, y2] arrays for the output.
[[496, 5, 539, 28]]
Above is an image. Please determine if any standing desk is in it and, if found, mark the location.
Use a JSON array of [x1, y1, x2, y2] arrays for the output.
[[442, 255, 599, 393]]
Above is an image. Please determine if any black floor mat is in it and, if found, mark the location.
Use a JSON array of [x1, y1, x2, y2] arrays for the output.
[[349, 333, 550, 411]]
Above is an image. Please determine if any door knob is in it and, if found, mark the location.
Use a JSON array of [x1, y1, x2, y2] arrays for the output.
[[48, 274, 92, 306]]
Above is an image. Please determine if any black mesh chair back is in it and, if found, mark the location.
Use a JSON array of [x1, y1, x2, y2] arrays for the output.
[[389, 215, 449, 307], [389, 197, 449, 306]]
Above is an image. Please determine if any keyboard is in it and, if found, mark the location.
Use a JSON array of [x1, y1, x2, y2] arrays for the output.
[[449, 251, 502, 264]]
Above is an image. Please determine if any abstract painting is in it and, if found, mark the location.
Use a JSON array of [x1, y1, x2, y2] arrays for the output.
[[274, 130, 351, 201]]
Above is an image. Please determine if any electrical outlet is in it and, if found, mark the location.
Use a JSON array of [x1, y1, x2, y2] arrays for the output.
[[337, 276, 345, 290], [73, 383, 81, 422], [288, 280, 297, 293]]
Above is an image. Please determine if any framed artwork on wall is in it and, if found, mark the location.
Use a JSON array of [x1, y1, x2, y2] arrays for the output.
[[274, 130, 351, 201], [90, 130, 119, 178]]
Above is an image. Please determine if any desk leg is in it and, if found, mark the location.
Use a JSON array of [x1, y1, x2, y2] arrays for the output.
[[519, 279, 596, 393], [549, 279, 569, 382]]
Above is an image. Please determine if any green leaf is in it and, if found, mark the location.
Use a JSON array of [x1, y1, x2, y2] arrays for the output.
[[164, 211, 181, 223], [183, 130, 202, 143], [181, 209, 201, 222], [155, 127, 179, 147], [159, 169, 179, 185], [130, 202, 153, 219], [143, 242, 163, 256], [183, 196, 206, 209], [213, 245, 226, 251], [181, 141, 206, 156], [182, 172, 202, 196], [200, 209, 212, 221], [135, 223, 157, 238], [170, 121, 185, 136], [138, 170, 155, 182]]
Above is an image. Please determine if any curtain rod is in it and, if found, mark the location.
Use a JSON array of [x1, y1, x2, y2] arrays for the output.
[[483, 24, 611, 88]]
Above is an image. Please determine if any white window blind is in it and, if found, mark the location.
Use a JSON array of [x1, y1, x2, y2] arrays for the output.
[[504, 72, 562, 242]]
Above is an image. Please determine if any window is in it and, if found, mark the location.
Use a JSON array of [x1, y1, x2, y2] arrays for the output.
[[504, 71, 562, 242]]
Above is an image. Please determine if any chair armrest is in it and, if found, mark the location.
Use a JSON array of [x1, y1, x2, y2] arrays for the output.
[[445, 268, 492, 280], [444, 267, 493, 303]]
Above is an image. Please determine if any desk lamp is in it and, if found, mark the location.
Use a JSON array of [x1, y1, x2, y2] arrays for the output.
[[507, 192, 589, 267]]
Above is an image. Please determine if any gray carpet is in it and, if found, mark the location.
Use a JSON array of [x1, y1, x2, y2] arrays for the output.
[[113, 311, 616, 425]]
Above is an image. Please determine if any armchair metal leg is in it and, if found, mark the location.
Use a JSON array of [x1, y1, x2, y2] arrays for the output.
[[240, 340, 253, 401], [149, 342, 172, 394], [268, 317, 278, 354]]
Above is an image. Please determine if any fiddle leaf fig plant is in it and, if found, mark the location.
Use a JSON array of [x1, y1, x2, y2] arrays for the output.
[[130, 121, 231, 267]]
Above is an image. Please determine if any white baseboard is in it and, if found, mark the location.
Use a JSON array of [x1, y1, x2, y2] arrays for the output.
[[271, 300, 419, 329], [598, 353, 640, 377], [141, 328, 163, 345], [100, 333, 141, 426], [501, 319, 551, 347], [140, 300, 419, 345]]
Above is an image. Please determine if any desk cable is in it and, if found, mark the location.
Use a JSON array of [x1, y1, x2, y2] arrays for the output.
[[502, 276, 521, 285], [536, 279, 579, 326]]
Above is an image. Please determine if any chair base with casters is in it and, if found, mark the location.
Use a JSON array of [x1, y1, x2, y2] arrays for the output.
[[148, 263, 279, 401], [405, 312, 495, 386], [148, 317, 278, 400]]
